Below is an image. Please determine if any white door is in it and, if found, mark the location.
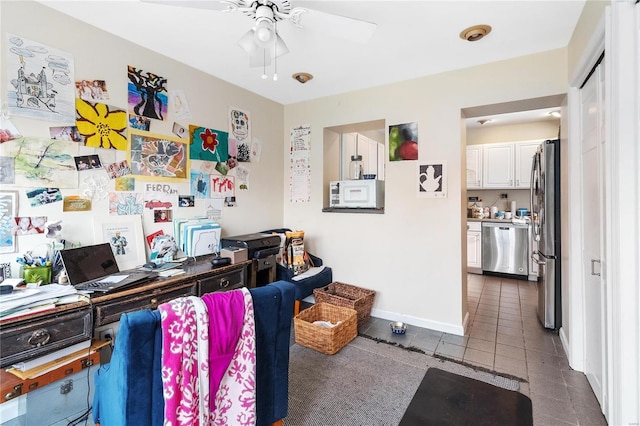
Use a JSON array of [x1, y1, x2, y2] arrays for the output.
[[581, 60, 606, 407]]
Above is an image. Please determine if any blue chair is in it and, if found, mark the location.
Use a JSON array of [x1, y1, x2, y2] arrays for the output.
[[93, 281, 296, 426]]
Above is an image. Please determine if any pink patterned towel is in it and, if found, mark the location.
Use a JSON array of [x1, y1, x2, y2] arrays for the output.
[[202, 288, 256, 426]]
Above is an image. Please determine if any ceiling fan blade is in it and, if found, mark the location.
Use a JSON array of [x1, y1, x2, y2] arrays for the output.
[[140, 0, 228, 11], [297, 8, 376, 44]]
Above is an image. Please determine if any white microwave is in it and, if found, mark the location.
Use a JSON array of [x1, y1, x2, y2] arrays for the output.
[[330, 180, 384, 209]]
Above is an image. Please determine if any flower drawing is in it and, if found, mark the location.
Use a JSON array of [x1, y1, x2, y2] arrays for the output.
[[200, 128, 219, 154], [76, 99, 128, 150]]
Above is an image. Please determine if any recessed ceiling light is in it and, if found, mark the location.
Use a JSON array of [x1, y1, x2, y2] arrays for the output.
[[292, 72, 313, 84], [460, 25, 492, 42], [478, 119, 492, 125]]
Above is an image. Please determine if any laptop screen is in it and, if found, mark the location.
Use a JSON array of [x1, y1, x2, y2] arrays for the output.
[[60, 243, 120, 285]]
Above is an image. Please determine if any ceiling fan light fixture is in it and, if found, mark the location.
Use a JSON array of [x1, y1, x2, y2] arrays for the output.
[[460, 25, 492, 42], [292, 72, 313, 84], [255, 20, 274, 45]]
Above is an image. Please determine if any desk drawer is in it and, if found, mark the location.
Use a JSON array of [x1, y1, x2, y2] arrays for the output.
[[198, 269, 245, 295], [94, 283, 195, 326], [0, 307, 92, 369]]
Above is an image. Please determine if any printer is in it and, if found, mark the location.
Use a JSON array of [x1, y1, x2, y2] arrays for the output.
[[221, 233, 282, 286], [221, 233, 281, 259]]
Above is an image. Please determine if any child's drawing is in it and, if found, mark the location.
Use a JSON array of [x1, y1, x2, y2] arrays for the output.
[[128, 129, 188, 180], [189, 125, 229, 163], [0, 137, 78, 188], [76, 99, 127, 150], [6, 34, 75, 124], [229, 107, 251, 162], [127, 65, 168, 121], [108, 192, 144, 215]]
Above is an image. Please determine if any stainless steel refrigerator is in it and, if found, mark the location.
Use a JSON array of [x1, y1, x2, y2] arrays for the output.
[[530, 139, 561, 330]]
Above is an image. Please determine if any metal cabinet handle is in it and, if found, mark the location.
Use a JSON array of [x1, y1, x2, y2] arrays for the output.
[[591, 259, 601, 276], [28, 328, 51, 347], [220, 278, 230, 288]]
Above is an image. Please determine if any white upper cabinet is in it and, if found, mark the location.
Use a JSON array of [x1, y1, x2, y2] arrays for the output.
[[514, 141, 541, 188], [340, 133, 384, 180], [466, 145, 483, 189], [468, 140, 543, 189], [483, 143, 514, 188]]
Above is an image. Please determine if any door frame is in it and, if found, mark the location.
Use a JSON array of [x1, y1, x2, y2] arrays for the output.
[[566, 2, 640, 424]]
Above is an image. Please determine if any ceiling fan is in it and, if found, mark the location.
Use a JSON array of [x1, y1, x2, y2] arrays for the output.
[[147, 1, 377, 68]]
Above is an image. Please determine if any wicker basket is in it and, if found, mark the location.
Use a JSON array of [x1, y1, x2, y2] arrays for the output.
[[313, 282, 376, 327], [294, 303, 357, 355]]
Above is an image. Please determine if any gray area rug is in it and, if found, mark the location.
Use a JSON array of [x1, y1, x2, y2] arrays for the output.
[[286, 336, 522, 426]]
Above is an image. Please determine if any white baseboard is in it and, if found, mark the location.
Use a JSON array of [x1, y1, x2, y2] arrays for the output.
[[370, 307, 465, 336]]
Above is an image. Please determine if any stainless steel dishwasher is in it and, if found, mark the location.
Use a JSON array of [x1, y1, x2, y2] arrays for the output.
[[482, 222, 529, 277]]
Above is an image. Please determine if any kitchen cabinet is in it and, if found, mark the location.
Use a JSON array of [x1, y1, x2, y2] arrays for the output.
[[468, 140, 542, 189], [341, 133, 383, 180], [466, 145, 482, 189], [467, 221, 482, 273], [483, 143, 515, 188], [515, 142, 541, 188]]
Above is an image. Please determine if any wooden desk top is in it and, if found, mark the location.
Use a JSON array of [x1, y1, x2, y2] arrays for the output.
[[0, 258, 252, 327]]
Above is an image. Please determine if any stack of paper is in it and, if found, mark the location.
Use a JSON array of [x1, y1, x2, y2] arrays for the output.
[[0, 284, 80, 319]]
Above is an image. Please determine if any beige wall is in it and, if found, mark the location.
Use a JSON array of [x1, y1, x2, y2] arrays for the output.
[[284, 49, 568, 333], [466, 120, 560, 145], [567, 0, 609, 79], [0, 1, 285, 274]]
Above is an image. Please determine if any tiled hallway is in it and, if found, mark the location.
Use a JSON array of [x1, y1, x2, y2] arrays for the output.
[[359, 274, 608, 426]]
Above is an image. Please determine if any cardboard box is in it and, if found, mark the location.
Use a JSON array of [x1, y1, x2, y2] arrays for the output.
[[220, 247, 248, 264]]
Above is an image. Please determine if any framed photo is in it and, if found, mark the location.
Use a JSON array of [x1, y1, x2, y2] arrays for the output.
[[0, 190, 19, 254], [128, 129, 189, 181], [417, 161, 447, 198], [94, 215, 146, 270]]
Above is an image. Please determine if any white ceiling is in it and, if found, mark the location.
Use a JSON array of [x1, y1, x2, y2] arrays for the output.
[[36, 0, 585, 109]]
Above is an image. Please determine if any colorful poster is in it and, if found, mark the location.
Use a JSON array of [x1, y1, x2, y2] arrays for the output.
[[75, 99, 128, 150], [189, 125, 229, 163], [6, 34, 76, 124], [127, 65, 168, 121], [128, 129, 188, 180]]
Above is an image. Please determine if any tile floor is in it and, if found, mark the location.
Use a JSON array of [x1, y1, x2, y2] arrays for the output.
[[358, 274, 608, 426]]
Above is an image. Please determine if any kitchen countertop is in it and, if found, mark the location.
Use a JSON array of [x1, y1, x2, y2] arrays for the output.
[[467, 217, 531, 224]]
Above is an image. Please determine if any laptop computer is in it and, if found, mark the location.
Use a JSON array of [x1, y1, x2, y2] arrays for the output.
[[60, 243, 157, 293]]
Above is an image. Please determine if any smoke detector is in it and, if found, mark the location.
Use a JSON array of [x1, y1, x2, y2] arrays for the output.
[[460, 25, 492, 42]]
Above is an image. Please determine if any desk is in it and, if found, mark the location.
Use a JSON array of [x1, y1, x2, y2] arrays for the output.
[[0, 257, 252, 368]]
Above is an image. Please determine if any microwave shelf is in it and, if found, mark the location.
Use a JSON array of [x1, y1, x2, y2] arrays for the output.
[[322, 207, 384, 214]]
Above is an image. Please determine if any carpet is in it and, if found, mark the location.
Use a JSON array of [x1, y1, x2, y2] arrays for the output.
[[399, 368, 533, 426], [286, 337, 524, 426]]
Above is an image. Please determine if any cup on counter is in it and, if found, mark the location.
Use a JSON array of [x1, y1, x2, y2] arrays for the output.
[[504, 212, 512, 220], [490, 206, 498, 219], [496, 211, 505, 219]]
